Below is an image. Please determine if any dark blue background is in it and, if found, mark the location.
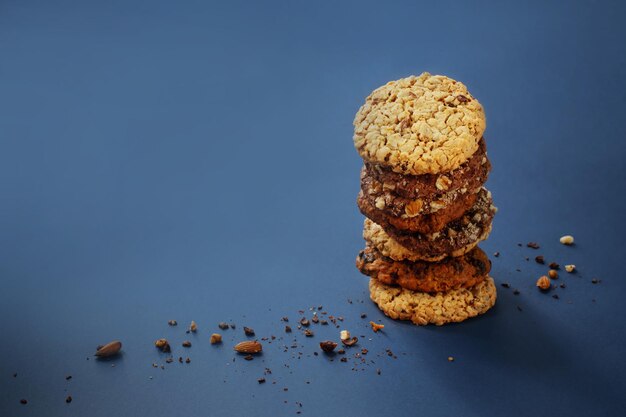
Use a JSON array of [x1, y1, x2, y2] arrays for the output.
[[1, 1, 625, 416]]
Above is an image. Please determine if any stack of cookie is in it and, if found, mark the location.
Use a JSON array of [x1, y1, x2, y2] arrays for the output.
[[353, 73, 497, 326]]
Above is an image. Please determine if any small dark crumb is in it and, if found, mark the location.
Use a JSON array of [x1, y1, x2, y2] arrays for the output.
[[13, 373, 17, 378], [185, 357, 191, 363], [320, 320, 328, 325], [285, 325, 292, 333], [527, 242, 540, 249], [337, 349, 345, 355], [299, 318, 310, 327], [281, 317, 289, 322], [517, 306, 523, 312], [552, 294, 560, 299], [525, 257, 529, 261], [494, 251, 500, 257], [182, 340, 191, 348], [65, 396, 72, 404], [257, 378, 266, 384], [549, 262, 560, 270], [244, 327, 255, 336], [218, 322, 229, 330], [591, 278, 600, 284], [313, 352, 318, 356], [535, 255, 545, 264], [560, 283, 566, 289], [65, 375, 72, 380], [361, 348, 368, 355], [304, 329, 314, 337], [318, 305, 323, 310], [377, 369, 381, 375], [340, 357, 347, 362], [500, 282, 510, 288], [360, 313, 367, 319], [244, 355, 253, 361], [311, 315, 319, 324], [513, 289, 520, 295], [178, 357, 183, 363], [230, 324, 236, 329], [166, 358, 173, 363], [517, 243, 522, 247], [515, 268, 521, 272], [20, 399, 27, 405], [283, 388, 288, 392], [168, 320, 177, 326]]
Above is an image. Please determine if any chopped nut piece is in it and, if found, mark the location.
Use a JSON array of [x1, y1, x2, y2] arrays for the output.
[[369, 321, 385, 332], [548, 269, 558, 279], [560, 235, 574, 245], [565, 264, 576, 273], [340, 330, 350, 341], [243, 327, 255, 336], [536, 276, 551, 291], [535, 255, 545, 264], [341, 336, 358, 347], [549, 262, 560, 270], [155, 339, 171, 352], [319, 341, 338, 353], [299, 318, 310, 327], [304, 329, 314, 337], [435, 175, 452, 191], [404, 199, 423, 217], [284, 325, 292, 333], [374, 197, 386, 210], [189, 321, 197, 333], [218, 322, 229, 330], [210, 333, 222, 344], [182, 340, 191, 348]]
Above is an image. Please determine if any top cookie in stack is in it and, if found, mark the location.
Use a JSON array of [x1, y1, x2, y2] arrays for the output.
[[353, 73, 497, 325]]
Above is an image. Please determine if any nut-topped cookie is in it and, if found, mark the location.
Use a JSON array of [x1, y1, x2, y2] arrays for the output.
[[353, 73, 486, 175]]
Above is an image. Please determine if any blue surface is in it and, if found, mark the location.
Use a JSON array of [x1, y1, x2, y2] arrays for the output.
[[1, 1, 625, 416]]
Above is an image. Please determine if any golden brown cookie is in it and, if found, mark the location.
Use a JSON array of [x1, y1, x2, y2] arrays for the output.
[[363, 137, 491, 200], [368, 276, 497, 326], [361, 188, 495, 262], [356, 246, 490, 293], [353, 73, 486, 175], [357, 185, 478, 234]]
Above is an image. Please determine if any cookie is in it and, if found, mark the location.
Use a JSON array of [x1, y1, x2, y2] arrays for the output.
[[362, 188, 495, 261], [353, 73, 486, 176], [368, 276, 497, 326], [357, 183, 479, 234], [356, 246, 490, 293], [360, 166, 482, 217], [383, 187, 495, 255], [364, 137, 490, 200]]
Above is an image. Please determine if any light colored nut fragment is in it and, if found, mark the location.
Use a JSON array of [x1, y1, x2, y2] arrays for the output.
[[404, 199, 423, 217], [382, 182, 396, 190], [548, 269, 558, 279], [369, 321, 385, 332], [536, 276, 551, 290], [430, 200, 446, 212], [210, 333, 222, 344], [565, 264, 576, 273], [435, 175, 452, 191], [190, 320, 197, 332], [340, 330, 350, 341], [375, 197, 386, 210], [560, 235, 574, 245]]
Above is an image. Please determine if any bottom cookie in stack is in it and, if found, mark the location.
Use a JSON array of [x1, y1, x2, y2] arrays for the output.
[[368, 276, 497, 326]]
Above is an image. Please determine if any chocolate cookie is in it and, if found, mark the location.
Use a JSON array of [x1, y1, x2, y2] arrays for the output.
[[364, 137, 490, 200], [362, 188, 495, 260], [353, 73, 486, 175], [357, 184, 479, 234], [369, 276, 497, 326], [356, 246, 490, 293]]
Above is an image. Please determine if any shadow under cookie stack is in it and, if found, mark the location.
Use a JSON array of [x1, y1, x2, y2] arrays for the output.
[[354, 73, 497, 326]]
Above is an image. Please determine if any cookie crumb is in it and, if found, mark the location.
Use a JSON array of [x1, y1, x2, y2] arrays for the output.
[[369, 321, 385, 332], [527, 242, 540, 249], [565, 264, 576, 273], [536, 276, 551, 291], [560, 235, 574, 245], [548, 269, 558, 279], [447, 356, 454, 362]]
